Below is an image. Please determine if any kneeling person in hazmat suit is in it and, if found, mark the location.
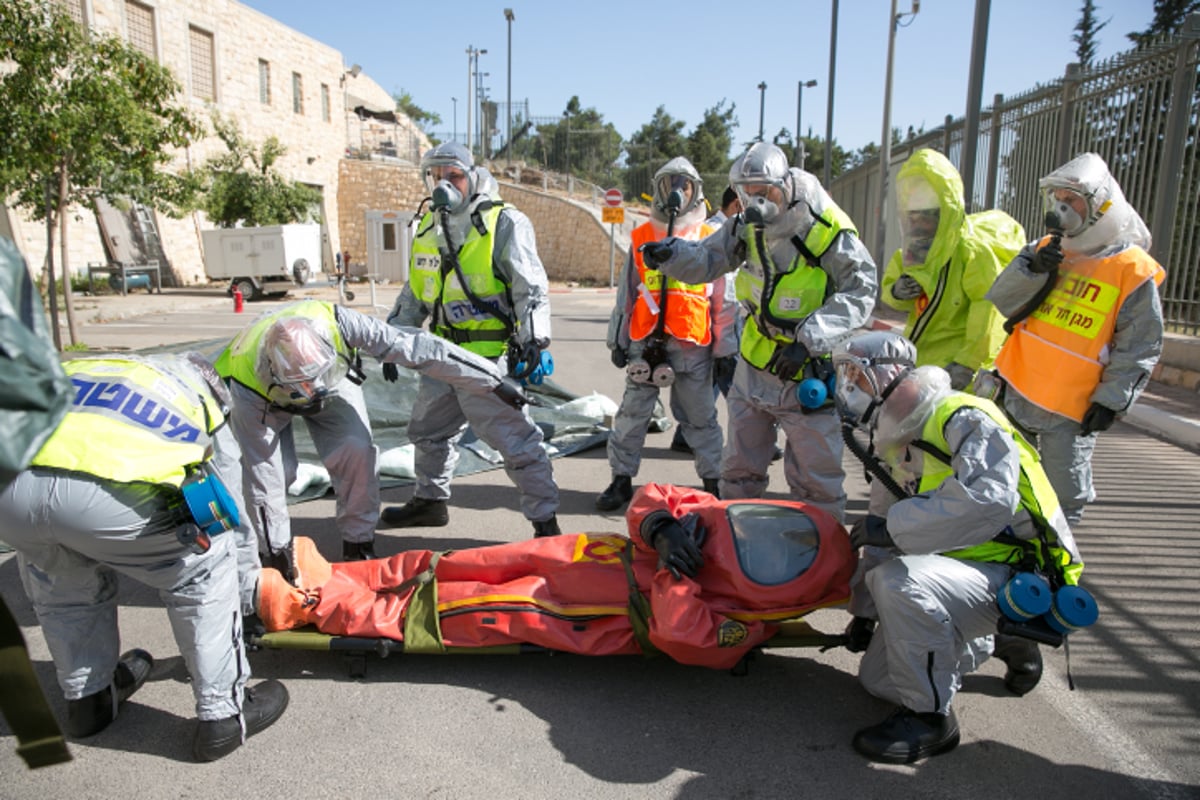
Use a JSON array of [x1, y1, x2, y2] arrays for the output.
[[832, 331, 1084, 764], [254, 483, 855, 670], [0, 353, 287, 761]]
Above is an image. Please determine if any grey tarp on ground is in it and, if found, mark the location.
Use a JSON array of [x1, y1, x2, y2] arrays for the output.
[[136, 339, 670, 503]]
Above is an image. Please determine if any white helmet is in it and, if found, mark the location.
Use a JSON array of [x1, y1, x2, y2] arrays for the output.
[[831, 331, 917, 431], [651, 156, 705, 224], [420, 142, 478, 214], [1039, 153, 1150, 255], [260, 317, 345, 409], [729, 143, 793, 226]]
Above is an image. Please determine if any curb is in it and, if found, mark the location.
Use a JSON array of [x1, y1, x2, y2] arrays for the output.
[[1126, 404, 1200, 453]]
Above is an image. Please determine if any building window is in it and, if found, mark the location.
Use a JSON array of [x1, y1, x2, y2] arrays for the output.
[[188, 26, 215, 101], [124, 0, 156, 59], [320, 84, 331, 122], [292, 72, 303, 115], [56, 0, 85, 26], [259, 60, 271, 105]]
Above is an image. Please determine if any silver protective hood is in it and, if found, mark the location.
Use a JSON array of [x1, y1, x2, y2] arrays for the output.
[[1038, 153, 1150, 255], [651, 156, 706, 229]]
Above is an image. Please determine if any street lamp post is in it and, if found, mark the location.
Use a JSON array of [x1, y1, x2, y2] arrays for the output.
[[795, 79, 817, 169], [757, 81, 767, 142], [873, 0, 920, 263], [562, 110, 571, 193], [451, 97, 457, 143], [477, 71, 490, 159], [504, 8, 514, 171], [340, 64, 361, 156]]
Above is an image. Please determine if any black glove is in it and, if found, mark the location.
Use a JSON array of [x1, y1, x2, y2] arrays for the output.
[[946, 362, 974, 391], [891, 274, 924, 300], [1080, 402, 1117, 435], [639, 240, 673, 266], [492, 377, 532, 410], [770, 341, 810, 381], [510, 340, 541, 381], [1028, 235, 1064, 274], [641, 511, 705, 580], [610, 347, 628, 369], [381, 362, 400, 383], [713, 356, 737, 388], [849, 514, 894, 549]]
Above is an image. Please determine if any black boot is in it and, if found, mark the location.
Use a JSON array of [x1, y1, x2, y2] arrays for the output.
[[844, 616, 876, 653], [993, 633, 1043, 696], [532, 515, 563, 538], [193, 679, 289, 762], [342, 539, 377, 561], [595, 475, 633, 512], [852, 707, 960, 764], [65, 649, 154, 738], [670, 430, 693, 454], [380, 497, 449, 528], [702, 478, 720, 498]]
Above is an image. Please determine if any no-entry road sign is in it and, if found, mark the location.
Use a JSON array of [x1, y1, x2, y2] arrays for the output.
[[604, 188, 623, 207]]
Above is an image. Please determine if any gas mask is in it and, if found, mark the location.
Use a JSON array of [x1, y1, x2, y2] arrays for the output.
[[1042, 188, 1088, 236], [897, 175, 941, 267], [431, 180, 464, 213], [742, 193, 781, 226], [831, 332, 918, 433]]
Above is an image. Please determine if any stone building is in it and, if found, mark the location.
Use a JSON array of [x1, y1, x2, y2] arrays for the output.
[[0, 0, 429, 287]]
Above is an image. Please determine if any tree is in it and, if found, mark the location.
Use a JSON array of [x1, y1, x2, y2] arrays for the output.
[[624, 106, 688, 200], [685, 100, 738, 175], [1074, 0, 1111, 66], [190, 112, 321, 229], [1127, 0, 1200, 47], [0, 0, 200, 349], [394, 89, 442, 133], [533, 96, 622, 187]]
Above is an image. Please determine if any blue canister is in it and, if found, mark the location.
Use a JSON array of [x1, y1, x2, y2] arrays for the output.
[[796, 377, 828, 409], [998, 571, 1053, 621], [1045, 585, 1099, 634]]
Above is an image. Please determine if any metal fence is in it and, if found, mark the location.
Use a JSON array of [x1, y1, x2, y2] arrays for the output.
[[831, 15, 1200, 334]]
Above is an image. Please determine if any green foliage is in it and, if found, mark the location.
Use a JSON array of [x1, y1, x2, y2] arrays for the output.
[[395, 89, 441, 132], [1127, 0, 1200, 47], [189, 112, 321, 228], [0, 0, 202, 221], [1074, 0, 1111, 66]]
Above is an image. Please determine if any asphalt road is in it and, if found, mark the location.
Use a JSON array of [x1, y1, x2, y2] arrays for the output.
[[2, 284, 1198, 799]]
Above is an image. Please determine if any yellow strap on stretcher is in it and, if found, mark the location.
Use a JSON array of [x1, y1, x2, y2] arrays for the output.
[[402, 552, 446, 654]]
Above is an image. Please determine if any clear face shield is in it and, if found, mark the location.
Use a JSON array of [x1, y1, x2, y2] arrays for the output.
[[897, 175, 940, 266], [425, 164, 472, 213], [655, 173, 698, 217], [262, 321, 346, 411], [735, 181, 787, 226], [1041, 186, 1092, 236], [727, 503, 821, 585], [832, 356, 881, 429]]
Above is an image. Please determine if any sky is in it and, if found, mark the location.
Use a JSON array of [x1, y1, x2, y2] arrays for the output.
[[240, 0, 1156, 155]]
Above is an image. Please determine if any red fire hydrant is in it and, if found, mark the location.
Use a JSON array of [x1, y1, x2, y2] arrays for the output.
[[233, 287, 244, 313]]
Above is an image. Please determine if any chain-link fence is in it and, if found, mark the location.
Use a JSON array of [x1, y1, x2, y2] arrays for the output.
[[831, 15, 1200, 334]]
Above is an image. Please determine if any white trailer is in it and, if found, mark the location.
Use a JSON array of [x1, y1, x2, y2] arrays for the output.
[[200, 223, 320, 301]]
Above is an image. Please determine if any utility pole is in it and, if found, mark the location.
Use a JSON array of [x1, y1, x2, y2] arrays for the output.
[[757, 82, 767, 142], [873, 1, 920, 264]]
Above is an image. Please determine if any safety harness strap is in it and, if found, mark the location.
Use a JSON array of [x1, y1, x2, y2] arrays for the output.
[[620, 541, 660, 657], [399, 552, 447, 654]]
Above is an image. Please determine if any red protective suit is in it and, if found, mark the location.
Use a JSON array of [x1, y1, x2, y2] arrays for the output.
[[259, 484, 854, 669]]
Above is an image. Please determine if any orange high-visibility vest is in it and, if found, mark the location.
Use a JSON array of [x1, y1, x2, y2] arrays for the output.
[[995, 239, 1165, 422], [627, 221, 715, 345]]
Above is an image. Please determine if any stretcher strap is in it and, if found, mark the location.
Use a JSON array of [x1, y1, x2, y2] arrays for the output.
[[620, 541, 659, 657], [0, 597, 72, 768], [402, 552, 446, 654]]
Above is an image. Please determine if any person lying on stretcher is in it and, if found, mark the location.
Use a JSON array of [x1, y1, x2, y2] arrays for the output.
[[256, 483, 855, 670]]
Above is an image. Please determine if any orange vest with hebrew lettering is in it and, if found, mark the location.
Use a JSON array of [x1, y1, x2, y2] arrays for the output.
[[627, 221, 715, 345], [994, 239, 1165, 422]]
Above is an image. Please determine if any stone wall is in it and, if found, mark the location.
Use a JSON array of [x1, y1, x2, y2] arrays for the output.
[[336, 160, 425, 270], [500, 183, 638, 286]]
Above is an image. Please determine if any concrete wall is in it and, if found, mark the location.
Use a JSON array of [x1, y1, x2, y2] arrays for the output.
[[336, 160, 424, 272]]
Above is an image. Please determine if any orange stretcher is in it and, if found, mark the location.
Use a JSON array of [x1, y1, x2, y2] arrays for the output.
[[249, 484, 855, 676]]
